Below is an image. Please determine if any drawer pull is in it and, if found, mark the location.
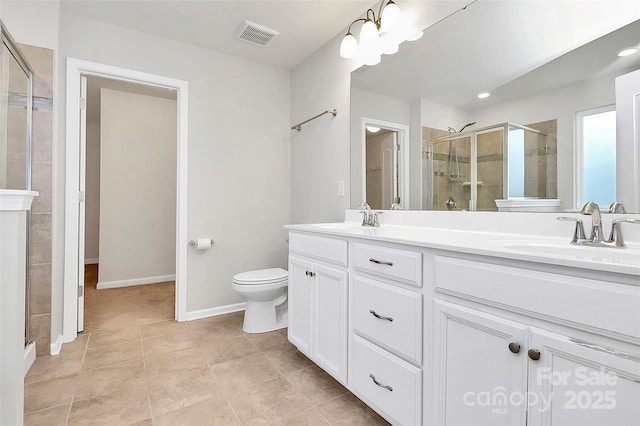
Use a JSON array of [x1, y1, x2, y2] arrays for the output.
[[369, 373, 393, 392], [305, 270, 315, 277], [369, 309, 393, 322], [369, 258, 394, 266], [508, 342, 521, 354]]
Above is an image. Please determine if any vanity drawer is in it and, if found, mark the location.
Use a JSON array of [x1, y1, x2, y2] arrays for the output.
[[289, 232, 347, 267], [353, 242, 422, 286], [351, 335, 422, 426], [353, 276, 422, 364], [434, 255, 640, 339]]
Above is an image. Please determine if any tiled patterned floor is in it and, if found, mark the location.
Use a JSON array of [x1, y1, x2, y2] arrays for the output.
[[24, 265, 389, 425]]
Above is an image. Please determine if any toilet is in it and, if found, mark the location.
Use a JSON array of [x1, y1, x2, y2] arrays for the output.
[[232, 268, 288, 333]]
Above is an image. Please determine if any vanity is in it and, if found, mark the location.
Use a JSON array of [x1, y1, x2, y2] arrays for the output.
[[285, 210, 640, 426]]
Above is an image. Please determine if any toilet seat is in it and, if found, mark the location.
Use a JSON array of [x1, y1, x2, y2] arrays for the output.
[[233, 268, 288, 285]]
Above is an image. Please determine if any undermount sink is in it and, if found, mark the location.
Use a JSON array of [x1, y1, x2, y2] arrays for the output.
[[497, 241, 640, 264]]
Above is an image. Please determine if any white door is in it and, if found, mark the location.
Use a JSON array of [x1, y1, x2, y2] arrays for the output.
[[615, 69, 640, 211], [432, 300, 528, 426], [77, 75, 87, 332], [527, 327, 640, 426], [287, 256, 314, 357], [313, 262, 348, 384]]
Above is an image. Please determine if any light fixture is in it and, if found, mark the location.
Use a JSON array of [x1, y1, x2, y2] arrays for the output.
[[366, 125, 381, 133], [618, 48, 638, 57], [477, 92, 490, 99], [340, 1, 419, 64]]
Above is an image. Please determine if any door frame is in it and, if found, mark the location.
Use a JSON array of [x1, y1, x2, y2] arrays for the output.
[[360, 117, 410, 209], [63, 58, 188, 342]]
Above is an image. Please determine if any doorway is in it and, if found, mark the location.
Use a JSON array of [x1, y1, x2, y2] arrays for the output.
[[63, 58, 188, 345], [361, 118, 410, 210]]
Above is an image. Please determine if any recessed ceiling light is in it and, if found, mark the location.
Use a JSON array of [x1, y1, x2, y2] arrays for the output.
[[366, 125, 381, 133], [477, 92, 490, 99], [618, 48, 638, 57]]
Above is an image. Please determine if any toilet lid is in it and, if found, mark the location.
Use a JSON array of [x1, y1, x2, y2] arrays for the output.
[[233, 268, 288, 285]]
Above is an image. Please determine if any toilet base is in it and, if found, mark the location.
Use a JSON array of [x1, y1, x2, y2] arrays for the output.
[[242, 297, 288, 334]]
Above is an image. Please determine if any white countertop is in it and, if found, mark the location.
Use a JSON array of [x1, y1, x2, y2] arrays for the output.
[[285, 222, 640, 277]]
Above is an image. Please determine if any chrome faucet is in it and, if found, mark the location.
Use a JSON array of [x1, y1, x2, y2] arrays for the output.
[[357, 202, 381, 227], [609, 201, 627, 213], [558, 201, 640, 248], [581, 201, 605, 243]]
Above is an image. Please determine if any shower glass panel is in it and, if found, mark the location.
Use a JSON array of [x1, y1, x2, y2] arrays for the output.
[[0, 39, 31, 189], [427, 122, 549, 211], [477, 127, 504, 211], [1, 21, 33, 348], [428, 135, 471, 211]]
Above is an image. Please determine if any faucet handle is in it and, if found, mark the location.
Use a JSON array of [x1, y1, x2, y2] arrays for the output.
[[557, 217, 587, 243], [609, 201, 627, 214], [608, 218, 640, 248]]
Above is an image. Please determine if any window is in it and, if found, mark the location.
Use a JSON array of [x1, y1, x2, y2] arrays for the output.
[[577, 107, 616, 207]]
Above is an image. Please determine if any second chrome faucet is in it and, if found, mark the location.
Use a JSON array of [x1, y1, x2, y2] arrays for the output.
[[558, 201, 640, 247]]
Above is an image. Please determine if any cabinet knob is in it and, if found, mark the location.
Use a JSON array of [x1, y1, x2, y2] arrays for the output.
[[528, 349, 541, 361], [305, 270, 315, 277], [508, 342, 521, 354]]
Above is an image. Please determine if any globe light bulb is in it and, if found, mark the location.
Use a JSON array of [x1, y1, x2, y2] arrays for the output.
[[340, 32, 358, 59]]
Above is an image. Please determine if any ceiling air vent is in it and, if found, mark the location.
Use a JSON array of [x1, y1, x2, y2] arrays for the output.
[[237, 21, 279, 47]]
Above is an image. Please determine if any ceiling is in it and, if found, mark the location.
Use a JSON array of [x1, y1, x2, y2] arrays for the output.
[[352, 0, 640, 108], [60, 0, 376, 69]]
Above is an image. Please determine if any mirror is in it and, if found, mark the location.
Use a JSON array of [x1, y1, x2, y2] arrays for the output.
[[350, 1, 640, 212]]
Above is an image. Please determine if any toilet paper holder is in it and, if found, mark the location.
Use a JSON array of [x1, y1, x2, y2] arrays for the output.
[[189, 239, 214, 248]]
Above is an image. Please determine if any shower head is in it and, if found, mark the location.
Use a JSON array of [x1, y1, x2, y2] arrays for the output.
[[458, 122, 477, 133]]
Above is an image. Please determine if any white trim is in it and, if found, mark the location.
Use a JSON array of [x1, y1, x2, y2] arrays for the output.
[[64, 58, 189, 344], [185, 302, 247, 322], [24, 342, 36, 376], [84, 258, 99, 265], [0, 190, 39, 211], [49, 334, 63, 356], [97, 274, 176, 290], [360, 118, 410, 209]]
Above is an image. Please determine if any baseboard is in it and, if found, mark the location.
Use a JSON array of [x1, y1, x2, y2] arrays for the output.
[[24, 342, 36, 376], [97, 274, 176, 289], [84, 258, 99, 265], [50, 334, 63, 356], [185, 302, 246, 322]]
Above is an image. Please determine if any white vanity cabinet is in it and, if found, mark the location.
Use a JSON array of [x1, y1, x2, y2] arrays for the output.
[[349, 242, 423, 426], [288, 232, 349, 384], [432, 255, 640, 426]]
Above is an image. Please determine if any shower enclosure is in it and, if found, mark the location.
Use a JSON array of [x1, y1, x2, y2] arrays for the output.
[[0, 21, 34, 349], [425, 122, 550, 211]]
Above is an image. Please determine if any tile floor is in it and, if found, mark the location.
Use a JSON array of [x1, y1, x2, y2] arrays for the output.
[[24, 265, 389, 425]]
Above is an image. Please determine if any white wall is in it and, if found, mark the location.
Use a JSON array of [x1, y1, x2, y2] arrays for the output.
[[56, 12, 291, 314], [98, 88, 176, 286], [84, 120, 99, 263]]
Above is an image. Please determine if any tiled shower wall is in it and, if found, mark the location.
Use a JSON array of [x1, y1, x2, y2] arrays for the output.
[[20, 43, 54, 357]]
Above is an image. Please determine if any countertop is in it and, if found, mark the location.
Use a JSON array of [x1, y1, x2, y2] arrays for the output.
[[285, 222, 640, 278]]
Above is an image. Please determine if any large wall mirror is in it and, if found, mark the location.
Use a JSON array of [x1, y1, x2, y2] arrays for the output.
[[350, 0, 640, 213]]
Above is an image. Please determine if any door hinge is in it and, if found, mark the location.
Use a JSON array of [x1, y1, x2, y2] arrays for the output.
[[395, 143, 400, 151], [80, 97, 87, 110], [78, 286, 84, 297]]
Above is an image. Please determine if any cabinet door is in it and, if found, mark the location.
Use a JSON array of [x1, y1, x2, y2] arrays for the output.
[[313, 262, 348, 384], [528, 327, 640, 426], [432, 300, 528, 426], [288, 256, 314, 356]]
